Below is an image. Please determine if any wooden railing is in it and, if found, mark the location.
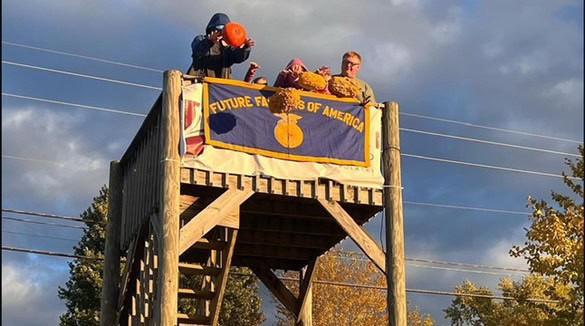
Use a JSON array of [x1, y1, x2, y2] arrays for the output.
[[119, 94, 163, 251]]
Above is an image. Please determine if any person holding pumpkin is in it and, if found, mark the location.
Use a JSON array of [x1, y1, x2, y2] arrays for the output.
[[273, 58, 309, 89], [187, 12, 255, 79]]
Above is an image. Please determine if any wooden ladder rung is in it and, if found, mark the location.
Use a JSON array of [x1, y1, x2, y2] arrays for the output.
[[178, 262, 222, 276], [177, 313, 211, 325], [178, 288, 215, 300], [192, 238, 227, 250]]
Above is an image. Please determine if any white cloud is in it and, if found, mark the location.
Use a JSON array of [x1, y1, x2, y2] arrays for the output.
[[430, 6, 462, 45]]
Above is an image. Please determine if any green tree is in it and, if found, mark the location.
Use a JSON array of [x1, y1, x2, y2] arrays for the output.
[[58, 186, 265, 325], [445, 146, 584, 326], [274, 251, 435, 325], [58, 186, 108, 325]]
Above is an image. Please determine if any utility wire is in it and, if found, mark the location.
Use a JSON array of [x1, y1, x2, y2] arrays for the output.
[[401, 128, 580, 158], [329, 251, 529, 274], [2, 208, 529, 275], [5, 92, 577, 159], [2, 230, 79, 242], [1, 154, 64, 166], [2, 41, 164, 73], [3, 40, 581, 145], [403, 200, 529, 216], [400, 112, 583, 144], [2, 149, 574, 181], [2, 216, 87, 230], [3, 246, 556, 303], [2, 60, 162, 91], [2, 246, 101, 260], [2, 93, 147, 117], [1, 208, 104, 225], [403, 153, 577, 180]]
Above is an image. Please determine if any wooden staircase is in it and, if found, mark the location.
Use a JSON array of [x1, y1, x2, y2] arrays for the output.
[[177, 199, 238, 326]]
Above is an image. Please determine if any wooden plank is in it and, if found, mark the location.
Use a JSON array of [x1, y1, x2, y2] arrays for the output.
[[248, 260, 299, 318], [179, 188, 253, 254], [317, 199, 386, 273], [209, 229, 238, 325], [297, 259, 317, 325], [178, 262, 222, 276]]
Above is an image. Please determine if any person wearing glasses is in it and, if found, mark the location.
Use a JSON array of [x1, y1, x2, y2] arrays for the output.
[[334, 51, 377, 107], [187, 13, 255, 79]]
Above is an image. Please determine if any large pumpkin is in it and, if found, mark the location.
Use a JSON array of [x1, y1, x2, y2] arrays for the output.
[[223, 22, 247, 47]]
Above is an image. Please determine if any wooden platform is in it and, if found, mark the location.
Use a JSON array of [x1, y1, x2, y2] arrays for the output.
[[179, 168, 384, 271]]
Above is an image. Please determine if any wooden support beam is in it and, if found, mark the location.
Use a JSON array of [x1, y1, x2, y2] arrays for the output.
[[383, 101, 407, 326], [248, 260, 299, 318], [209, 229, 238, 325], [317, 199, 386, 273], [100, 161, 123, 326], [297, 259, 317, 326], [179, 188, 253, 254], [155, 69, 182, 326]]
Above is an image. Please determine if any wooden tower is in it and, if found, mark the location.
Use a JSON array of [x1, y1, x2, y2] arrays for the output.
[[99, 70, 406, 325]]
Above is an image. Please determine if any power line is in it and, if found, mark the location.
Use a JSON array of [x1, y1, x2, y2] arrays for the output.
[[401, 128, 580, 158], [1, 154, 64, 166], [403, 200, 529, 216], [329, 251, 529, 274], [1, 155, 109, 169], [3, 40, 581, 146], [2, 60, 162, 91], [2, 93, 147, 117], [3, 92, 574, 160], [403, 153, 576, 180], [3, 246, 556, 303], [2, 230, 79, 242], [1, 207, 530, 275], [1, 208, 104, 225], [2, 216, 88, 230], [2, 246, 101, 260], [400, 112, 583, 144], [2, 41, 164, 73]]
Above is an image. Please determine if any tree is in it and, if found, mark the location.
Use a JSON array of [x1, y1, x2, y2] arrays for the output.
[[58, 186, 265, 325], [445, 146, 584, 326], [274, 251, 435, 325], [58, 186, 108, 325]]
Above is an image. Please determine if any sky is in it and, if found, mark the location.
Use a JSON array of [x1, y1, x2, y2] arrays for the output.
[[2, 0, 583, 325]]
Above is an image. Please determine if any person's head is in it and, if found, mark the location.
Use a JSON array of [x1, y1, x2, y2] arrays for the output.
[[284, 58, 308, 74], [341, 51, 362, 78], [206, 13, 231, 35], [253, 76, 268, 86]]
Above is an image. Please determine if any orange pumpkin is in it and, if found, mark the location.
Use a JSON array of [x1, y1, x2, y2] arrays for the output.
[[223, 22, 247, 47]]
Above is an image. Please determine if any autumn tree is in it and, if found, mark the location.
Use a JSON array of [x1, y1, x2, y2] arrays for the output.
[[274, 250, 435, 325], [58, 186, 265, 325], [445, 146, 584, 326]]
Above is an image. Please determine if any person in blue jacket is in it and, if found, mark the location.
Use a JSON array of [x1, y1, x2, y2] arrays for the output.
[[187, 13, 255, 79]]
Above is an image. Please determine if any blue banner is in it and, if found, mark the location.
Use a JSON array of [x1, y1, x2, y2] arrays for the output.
[[203, 77, 370, 167]]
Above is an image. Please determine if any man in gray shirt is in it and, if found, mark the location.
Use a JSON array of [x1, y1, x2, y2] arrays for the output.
[[334, 51, 377, 108]]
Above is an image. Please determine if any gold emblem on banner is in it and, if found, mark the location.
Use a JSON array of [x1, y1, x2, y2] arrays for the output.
[[273, 113, 304, 149]]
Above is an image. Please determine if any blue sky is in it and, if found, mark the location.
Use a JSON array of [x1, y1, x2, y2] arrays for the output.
[[2, 1, 583, 325]]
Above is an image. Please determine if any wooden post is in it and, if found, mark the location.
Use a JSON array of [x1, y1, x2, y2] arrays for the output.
[[382, 101, 407, 326], [155, 70, 182, 325], [100, 161, 123, 326]]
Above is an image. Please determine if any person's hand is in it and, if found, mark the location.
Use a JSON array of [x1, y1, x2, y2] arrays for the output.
[[250, 62, 260, 69], [208, 30, 223, 44], [242, 38, 255, 48]]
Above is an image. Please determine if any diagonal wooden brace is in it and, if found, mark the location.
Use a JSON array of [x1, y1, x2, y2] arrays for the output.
[[179, 188, 253, 255], [317, 198, 386, 274]]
